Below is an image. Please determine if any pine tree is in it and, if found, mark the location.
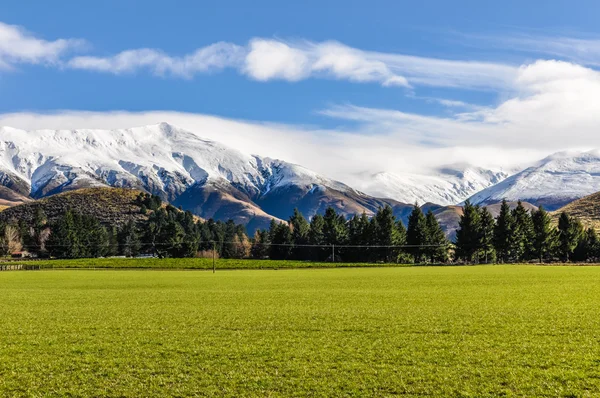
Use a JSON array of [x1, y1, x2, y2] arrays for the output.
[[348, 212, 370, 262], [573, 228, 598, 262], [323, 207, 347, 246], [493, 199, 514, 263], [478, 207, 495, 263], [511, 201, 535, 262], [251, 229, 270, 259], [531, 206, 557, 263], [289, 208, 310, 259], [270, 222, 293, 260], [47, 210, 79, 258], [425, 210, 448, 263], [375, 205, 402, 262], [557, 212, 583, 262], [395, 219, 409, 263], [406, 204, 428, 263], [323, 207, 347, 261], [23, 207, 50, 256], [118, 221, 141, 257], [308, 214, 325, 260], [454, 200, 481, 263], [222, 220, 240, 259]]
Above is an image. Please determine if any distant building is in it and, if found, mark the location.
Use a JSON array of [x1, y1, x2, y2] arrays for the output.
[[11, 251, 32, 258]]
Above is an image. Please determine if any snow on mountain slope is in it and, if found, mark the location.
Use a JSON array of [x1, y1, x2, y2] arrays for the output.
[[0, 123, 353, 200], [358, 164, 508, 206], [468, 150, 600, 210], [0, 123, 397, 229]]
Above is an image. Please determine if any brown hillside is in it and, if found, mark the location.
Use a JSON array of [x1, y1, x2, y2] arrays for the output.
[[0, 187, 196, 228], [551, 192, 600, 231], [0, 186, 32, 208]]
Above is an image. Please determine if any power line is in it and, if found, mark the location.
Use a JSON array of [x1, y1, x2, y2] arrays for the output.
[[34, 241, 452, 248]]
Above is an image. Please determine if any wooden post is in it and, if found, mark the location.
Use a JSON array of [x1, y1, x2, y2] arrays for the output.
[[332, 244, 335, 263], [212, 241, 216, 273]]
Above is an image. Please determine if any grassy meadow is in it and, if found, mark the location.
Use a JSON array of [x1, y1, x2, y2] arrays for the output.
[[18, 257, 411, 270], [2, 265, 600, 396]]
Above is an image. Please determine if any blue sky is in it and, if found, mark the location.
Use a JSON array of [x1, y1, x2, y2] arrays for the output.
[[2, 1, 600, 181]]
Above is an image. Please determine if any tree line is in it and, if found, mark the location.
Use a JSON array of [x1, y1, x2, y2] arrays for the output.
[[454, 200, 599, 263], [0, 192, 596, 263]]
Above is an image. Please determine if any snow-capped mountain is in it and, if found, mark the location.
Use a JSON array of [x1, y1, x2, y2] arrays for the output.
[[0, 123, 413, 230], [358, 164, 509, 206], [468, 150, 600, 210]]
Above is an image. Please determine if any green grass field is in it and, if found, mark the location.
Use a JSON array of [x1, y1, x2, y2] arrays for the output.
[[2, 266, 600, 397], [16, 257, 411, 270]]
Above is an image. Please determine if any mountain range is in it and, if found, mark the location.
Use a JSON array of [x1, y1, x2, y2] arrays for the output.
[[0, 123, 599, 234], [467, 151, 600, 211], [357, 165, 508, 206]]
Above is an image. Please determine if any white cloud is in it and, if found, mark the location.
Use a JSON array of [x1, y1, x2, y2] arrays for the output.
[[243, 39, 310, 81], [63, 36, 517, 90], [321, 59, 600, 164], [68, 42, 245, 78], [1, 59, 596, 187], [0, 19, 518, 90], [455, 31, 600, 68], [307, 41, 409, 87], [0, 22, 84, 69], [4, 23, 600, 188]]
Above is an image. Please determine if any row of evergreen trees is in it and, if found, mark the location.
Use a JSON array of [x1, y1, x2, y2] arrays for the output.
[[454, 200, 599, 263], [255, 206, 448, 263], [0, 194, 251, 259], [0, 194, 597, 263]]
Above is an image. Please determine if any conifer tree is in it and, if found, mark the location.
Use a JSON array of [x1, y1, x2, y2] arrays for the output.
[[375, 205, 402, 262], [348, 212, 370, 262], [270, 222, 293, 260], [557, 212, 583, 262], [289, 208, 310, 259], [323, 207, 347, 261], [323, 207, 347, 246], [406, 204, 428, 263], [47, 210, 79, 258], [118, 220, 141, 257], [454, 200, 481, 263], [493, 199, 514, 263], [308, 214, 325, 260], [251, 229, 270, 259], [573, 227, 598, 262], [531, 206, 557, 263], [478, 207, 495, 263], [511, 201, 535, 262], [425, 210, 448, 263], [395, 220, 410, 263]]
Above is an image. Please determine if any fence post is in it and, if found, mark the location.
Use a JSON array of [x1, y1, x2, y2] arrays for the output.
[[332, 244, 335, 263], [212, 241, 216, 273]]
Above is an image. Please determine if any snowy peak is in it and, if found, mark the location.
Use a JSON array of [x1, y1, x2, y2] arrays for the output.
[[468, 150, 600, 210], [0, 123, 350, 200], [0, 123, 378, 230], [359, 164, 508, 206]]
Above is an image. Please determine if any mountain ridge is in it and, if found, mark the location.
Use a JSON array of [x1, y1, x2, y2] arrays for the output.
[[467, 150, 600, 210], [0, 123, 414, 230]]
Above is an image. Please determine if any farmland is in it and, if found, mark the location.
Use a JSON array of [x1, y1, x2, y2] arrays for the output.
[[2, 265, 600, 396], [14, 257, 410, 270]]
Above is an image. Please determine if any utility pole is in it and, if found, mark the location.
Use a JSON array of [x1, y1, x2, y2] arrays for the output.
[[212, 241, 216, 273]]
